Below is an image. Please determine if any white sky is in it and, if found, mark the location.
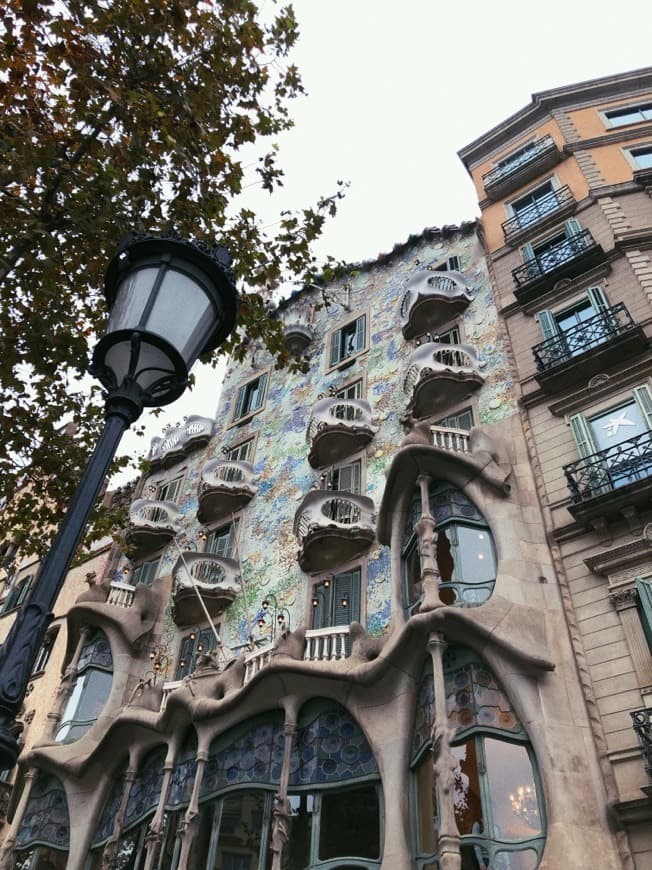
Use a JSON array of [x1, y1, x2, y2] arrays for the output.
[[114, 0, 652, 482]]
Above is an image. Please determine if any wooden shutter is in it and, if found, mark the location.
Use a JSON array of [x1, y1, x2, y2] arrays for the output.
[[569, 414, 597, 458], [197, 628, 215, 656], [565, 218, 582, 237], [536, 310, 560, 341], [176, 635, 195, 680], [333, 569, 361, 625], [335, 461, 361, 495], [329, 329, 341, 366], [635, 578, 652, 651], [354, 315, 366, 353], [233, 384, 247, 420], [586, 286, 608, 313], [252, 373, 267, 412], [633, 385, 652, 429], [16, 576, 31, 606]]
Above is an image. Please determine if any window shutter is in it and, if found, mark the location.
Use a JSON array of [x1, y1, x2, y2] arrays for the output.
[[253, 373, 268, 412], [521, 241, 535, 263], [633, 385, 652, 429], [635, 579, 652, 651], [16, 577, 31, 606], [233, 384, 247, 420], [569, 414, 597, 458], [333, 570, 361, 625], [198, 628, 214, 655], [447, 256, 461, 271], [586, 286, 608, 313], [354, 315, 366, 353], [536, 310, 559, 341], [176, 635, 195, 680], [565, 218, 582, 237], [329, 329, 341, 366]]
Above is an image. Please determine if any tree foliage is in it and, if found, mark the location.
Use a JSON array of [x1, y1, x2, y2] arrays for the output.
[[0, 0, 345, 553]]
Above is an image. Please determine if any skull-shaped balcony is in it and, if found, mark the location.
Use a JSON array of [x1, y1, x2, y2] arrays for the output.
[[198, 459, 257, 523], [404, 342, 484, 420], [172, 552, 240, 625], [307, 398, 377, 468], [126, 499, 182, 558], [293, 491, 376, 573], [400, 269, 473, 340]]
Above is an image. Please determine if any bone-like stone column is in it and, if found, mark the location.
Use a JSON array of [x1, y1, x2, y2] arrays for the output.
[[270, 703, 299, 870], [142, 750, 176, 870], [99, 766, 137, 869], [176, 749, 208, 869], [416, 474, 444, 612], [0, 768, 36, 869]]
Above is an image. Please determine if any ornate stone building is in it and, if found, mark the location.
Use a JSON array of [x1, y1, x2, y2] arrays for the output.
[[458, 67, 652, 868]]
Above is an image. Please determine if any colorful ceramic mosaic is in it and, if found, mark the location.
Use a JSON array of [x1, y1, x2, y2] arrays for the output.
[[16, 773, 69, 850], [91, 764, 128, 846], [444, 647, 522, 736], [123, 746, 167, 832]]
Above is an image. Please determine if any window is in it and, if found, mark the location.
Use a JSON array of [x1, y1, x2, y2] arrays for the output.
[[156, 475, 183, 502], [55, 630, 113, 744], [31, 627, 60, 675], [225, 438, 254, 463], [510, 180, 557, 229], [1, 573, 32, 615], [130, 557, 160, 587], [312, 568, 361, 629], [636, 578, 652, 653], [569, 385, 652, 493], [522, 218, 582, 273], [436, 407, 474, 430], [175, 627, 218, 680], [232, 373, 268, 423], [434, 256, 461, 272], [629, 145, 652, 170], [334, 379, 363, 401], [402, 483, 496, 612], [205, 520, 239, 558], [328, 314, 367, 368], [536, 287, 612, 364], [321, 459, 362, 495], [605, 101, 652, 127], [14, 773, 70, 868]]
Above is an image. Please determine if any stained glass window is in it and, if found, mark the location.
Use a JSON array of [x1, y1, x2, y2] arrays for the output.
[[16, 772, 69, 851], [55, 629, 113, 744], [91, 762, 128, 846], [166, 730, 198, 809], [123, 746, 167, 832]]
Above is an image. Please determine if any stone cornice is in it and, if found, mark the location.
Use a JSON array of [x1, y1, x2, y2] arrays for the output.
[[563, 124, 652, 153], [585, 531, 652, 576]]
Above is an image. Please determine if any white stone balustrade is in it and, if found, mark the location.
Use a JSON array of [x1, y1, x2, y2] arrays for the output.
[[400, 269, 473, 339], [304, 625, 351, 661], [243, 645, 274, 684], [160, 680, 183, 712], [107, 581, 135, 609], [430, 425, 471, 454]]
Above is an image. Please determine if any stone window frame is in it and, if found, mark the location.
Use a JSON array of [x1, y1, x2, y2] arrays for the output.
[[228, 369, 271, 428], [599, 100, 652, 129], [324, 310, 370, 374]]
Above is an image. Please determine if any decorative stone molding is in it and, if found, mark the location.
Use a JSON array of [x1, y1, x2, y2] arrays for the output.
[[149, 415, 213, 469]]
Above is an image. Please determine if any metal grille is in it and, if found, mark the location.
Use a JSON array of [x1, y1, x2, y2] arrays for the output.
[[512, 229, 596, 288], [482, 135, 556, 188], [631, 708, 652, 778], [532, 303, 635, 371], [502, 185, 575, 240], [564, 431, 652, 503]]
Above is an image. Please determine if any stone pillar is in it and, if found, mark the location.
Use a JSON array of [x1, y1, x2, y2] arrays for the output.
[[416, 474, 443, 612], [176, 750, 207, 869], [143, 754, 175, 870], [270, 713, 298, 870], [610, 586, 652, 697], [427, 632, 460, 870], [0, 768, 36, 869], [45, 626, 91, 739], [100, 767, 137, 869]]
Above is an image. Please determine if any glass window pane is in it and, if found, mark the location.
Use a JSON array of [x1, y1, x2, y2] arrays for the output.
[[452, 740, 483, 836], [209, 792, 266, 870], [454, 526, 496, 585], [460, 843, 490, 869], [148, 270, 214, 365], [281, 793, 313, 870], [319, 784, 380, 860], [484, 739, 542, 839], [494, 849, 540, 870], [75, 670, 113, 722], [415, 753, 437, 855]]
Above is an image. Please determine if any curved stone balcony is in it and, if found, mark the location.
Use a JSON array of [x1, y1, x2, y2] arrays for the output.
[[197, 459, 257, 523], [404, 342, 484, 420], [172, 552, 240, 625], [400, 269, 473, 339], [293, 491, 376, 573], [307, 397, 377, 468], [126, 498, 182, 557]]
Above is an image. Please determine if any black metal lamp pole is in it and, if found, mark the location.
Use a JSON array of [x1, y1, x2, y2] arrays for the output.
[[0, 232, 237, 769]]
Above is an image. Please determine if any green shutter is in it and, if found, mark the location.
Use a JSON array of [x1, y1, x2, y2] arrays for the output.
[[521, 242, 534, 262], [334, 569, 361, 625], [586, 286, 608, 313], [16, 577, 31, 606], [354, 315, 366, 353], [565, 218, 582, 237], [537, 310, 560, 341], [176, 635, 195, 680], [633, 385, 652, 429], [635, 578, 652, 651], [233, 384, 247, 420], [198, 628, 214, 655], [329, 329, 341, 366], [252, 373, 267, 412], [569, 414, 597, 458]]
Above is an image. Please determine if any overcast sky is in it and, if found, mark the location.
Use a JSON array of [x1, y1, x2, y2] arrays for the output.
[[114, 0, 652, 481]]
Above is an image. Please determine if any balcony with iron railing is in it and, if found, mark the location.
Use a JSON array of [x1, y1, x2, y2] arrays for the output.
[[172, 551, 240, 625], [501, 185, 576, 246], [631, 708, 652, 781], [512, 229, 606, 304], [532, 304, 647, 392], [564, 430, 652, 522], [404, 342, 484, 420], [293, 490, 376, 573], [482, 135, 563, 200], [400, 269, 473, 340], [126, 498, 182, 557], [307, 397, 377, 468], [198, 459, 257, 523]]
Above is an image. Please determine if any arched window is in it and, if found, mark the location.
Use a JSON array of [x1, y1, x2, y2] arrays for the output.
[[402, 483, 496, 611], [411, 649, 546, 869], [14, 772, 69, 869], [55, 629, 113, 744]]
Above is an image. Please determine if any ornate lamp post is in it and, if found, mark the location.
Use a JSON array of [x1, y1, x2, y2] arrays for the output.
[[0, 231, 237, 768]]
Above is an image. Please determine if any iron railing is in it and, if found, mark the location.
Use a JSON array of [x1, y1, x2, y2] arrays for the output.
[[502, 185, 575, 241], [564, 431, 652, 503], [631, 708, 652, 778], [532, 303, 636, 371], [512, 229, 597, 288], [482, 135, 557, 189]]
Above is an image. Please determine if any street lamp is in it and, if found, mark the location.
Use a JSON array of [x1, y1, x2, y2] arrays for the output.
[[0, 231, 237, 768]]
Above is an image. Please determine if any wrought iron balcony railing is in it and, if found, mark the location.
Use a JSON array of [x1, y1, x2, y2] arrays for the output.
[[564, 431, 652, 504], [631, 708, 652, 779], [502, 185, 575, 244], [512, 229, 597, 289], [532, 303, 636, 371], [482, 135, 559, 192]]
